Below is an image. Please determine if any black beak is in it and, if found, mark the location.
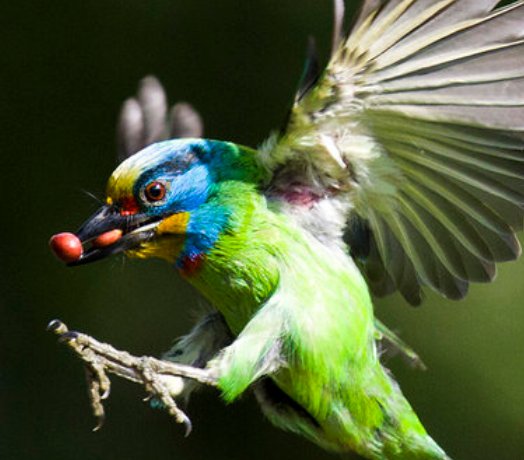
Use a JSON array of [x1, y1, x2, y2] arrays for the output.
[[76, 205, 127, 242], [68, 205, 158, 266]]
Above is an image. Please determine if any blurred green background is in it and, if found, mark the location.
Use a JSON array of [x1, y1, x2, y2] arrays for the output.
[[2, 1, 523, 459]]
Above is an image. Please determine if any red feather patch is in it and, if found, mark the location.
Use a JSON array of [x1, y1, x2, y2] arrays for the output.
[[179, 254, 205, 276], [120, 197, 140, 216]]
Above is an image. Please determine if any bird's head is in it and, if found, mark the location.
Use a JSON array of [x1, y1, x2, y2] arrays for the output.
[[50, 139, 263, 267]]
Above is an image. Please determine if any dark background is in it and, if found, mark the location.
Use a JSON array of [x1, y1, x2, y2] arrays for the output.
[[2, 1, 523, 459]]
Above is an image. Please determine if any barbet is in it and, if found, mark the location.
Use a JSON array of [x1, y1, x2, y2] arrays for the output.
[[50, 1, 524, 459]]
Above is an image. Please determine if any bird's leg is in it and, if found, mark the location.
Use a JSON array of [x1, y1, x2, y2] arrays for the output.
[[47, 319, 218, 434], [159, 312, 233, 403]]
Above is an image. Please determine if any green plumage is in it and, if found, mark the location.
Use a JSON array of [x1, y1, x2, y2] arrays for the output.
[[57, 1, 524, 459], [181, 171, 446, 459]]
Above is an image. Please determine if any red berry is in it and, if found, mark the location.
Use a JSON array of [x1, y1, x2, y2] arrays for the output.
[[49, 232, 83, 263], [92, 229, 123, 248]]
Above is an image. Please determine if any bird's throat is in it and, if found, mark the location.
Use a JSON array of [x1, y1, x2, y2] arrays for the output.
[[176, 188, 283, 334]]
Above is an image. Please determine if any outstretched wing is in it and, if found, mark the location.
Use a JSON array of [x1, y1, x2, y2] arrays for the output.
[[117, 76, 203, 161], [261, 0, 524, 305]]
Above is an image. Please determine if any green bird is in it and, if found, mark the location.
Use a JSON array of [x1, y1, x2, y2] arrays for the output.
[[50, 1, 524, 459]]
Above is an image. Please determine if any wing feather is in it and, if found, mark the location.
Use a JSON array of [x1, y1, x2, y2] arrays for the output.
[[375, 41, 524, 91], [117, 76, 204, 161], [372, 2, 524, 76], [368, 78, 524, 107], [367, 210, 423, 304], [262, 0, 524, 304]]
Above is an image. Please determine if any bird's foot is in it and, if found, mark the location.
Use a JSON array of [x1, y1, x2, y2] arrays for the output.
[[47, 319, 217, 434]]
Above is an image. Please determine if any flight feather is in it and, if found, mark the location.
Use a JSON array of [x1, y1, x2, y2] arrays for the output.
[[260, 0, 524, 305]]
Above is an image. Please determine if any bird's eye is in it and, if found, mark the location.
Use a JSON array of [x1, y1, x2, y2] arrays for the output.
[[144, 181, 166, 202]]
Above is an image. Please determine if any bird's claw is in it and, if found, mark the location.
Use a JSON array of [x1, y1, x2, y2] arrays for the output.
[[48, 319, 111, 430], [57, 331, 80, 343], [47, 318, 68, 334], [48, 319, 216, 435], [138, 357, 193, 436], [85, 365, 107, 432]]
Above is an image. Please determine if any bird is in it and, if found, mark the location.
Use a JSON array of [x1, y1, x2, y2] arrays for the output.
[[49, 1, 524, 459]]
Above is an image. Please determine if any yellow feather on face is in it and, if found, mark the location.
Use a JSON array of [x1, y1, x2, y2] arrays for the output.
[[106, 166, 141, 202], [126, 235, 184, 262], [126, 212, 190, 262], [108, 142, 182, 201], [157, 212, 190, 235]]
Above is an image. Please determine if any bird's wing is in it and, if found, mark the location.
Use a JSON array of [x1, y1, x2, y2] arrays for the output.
[[117, 76, 203, 162], [260, 0, 524, 305]]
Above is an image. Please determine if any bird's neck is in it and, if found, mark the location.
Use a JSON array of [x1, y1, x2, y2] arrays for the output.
[[177, 182, 287, 334]]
